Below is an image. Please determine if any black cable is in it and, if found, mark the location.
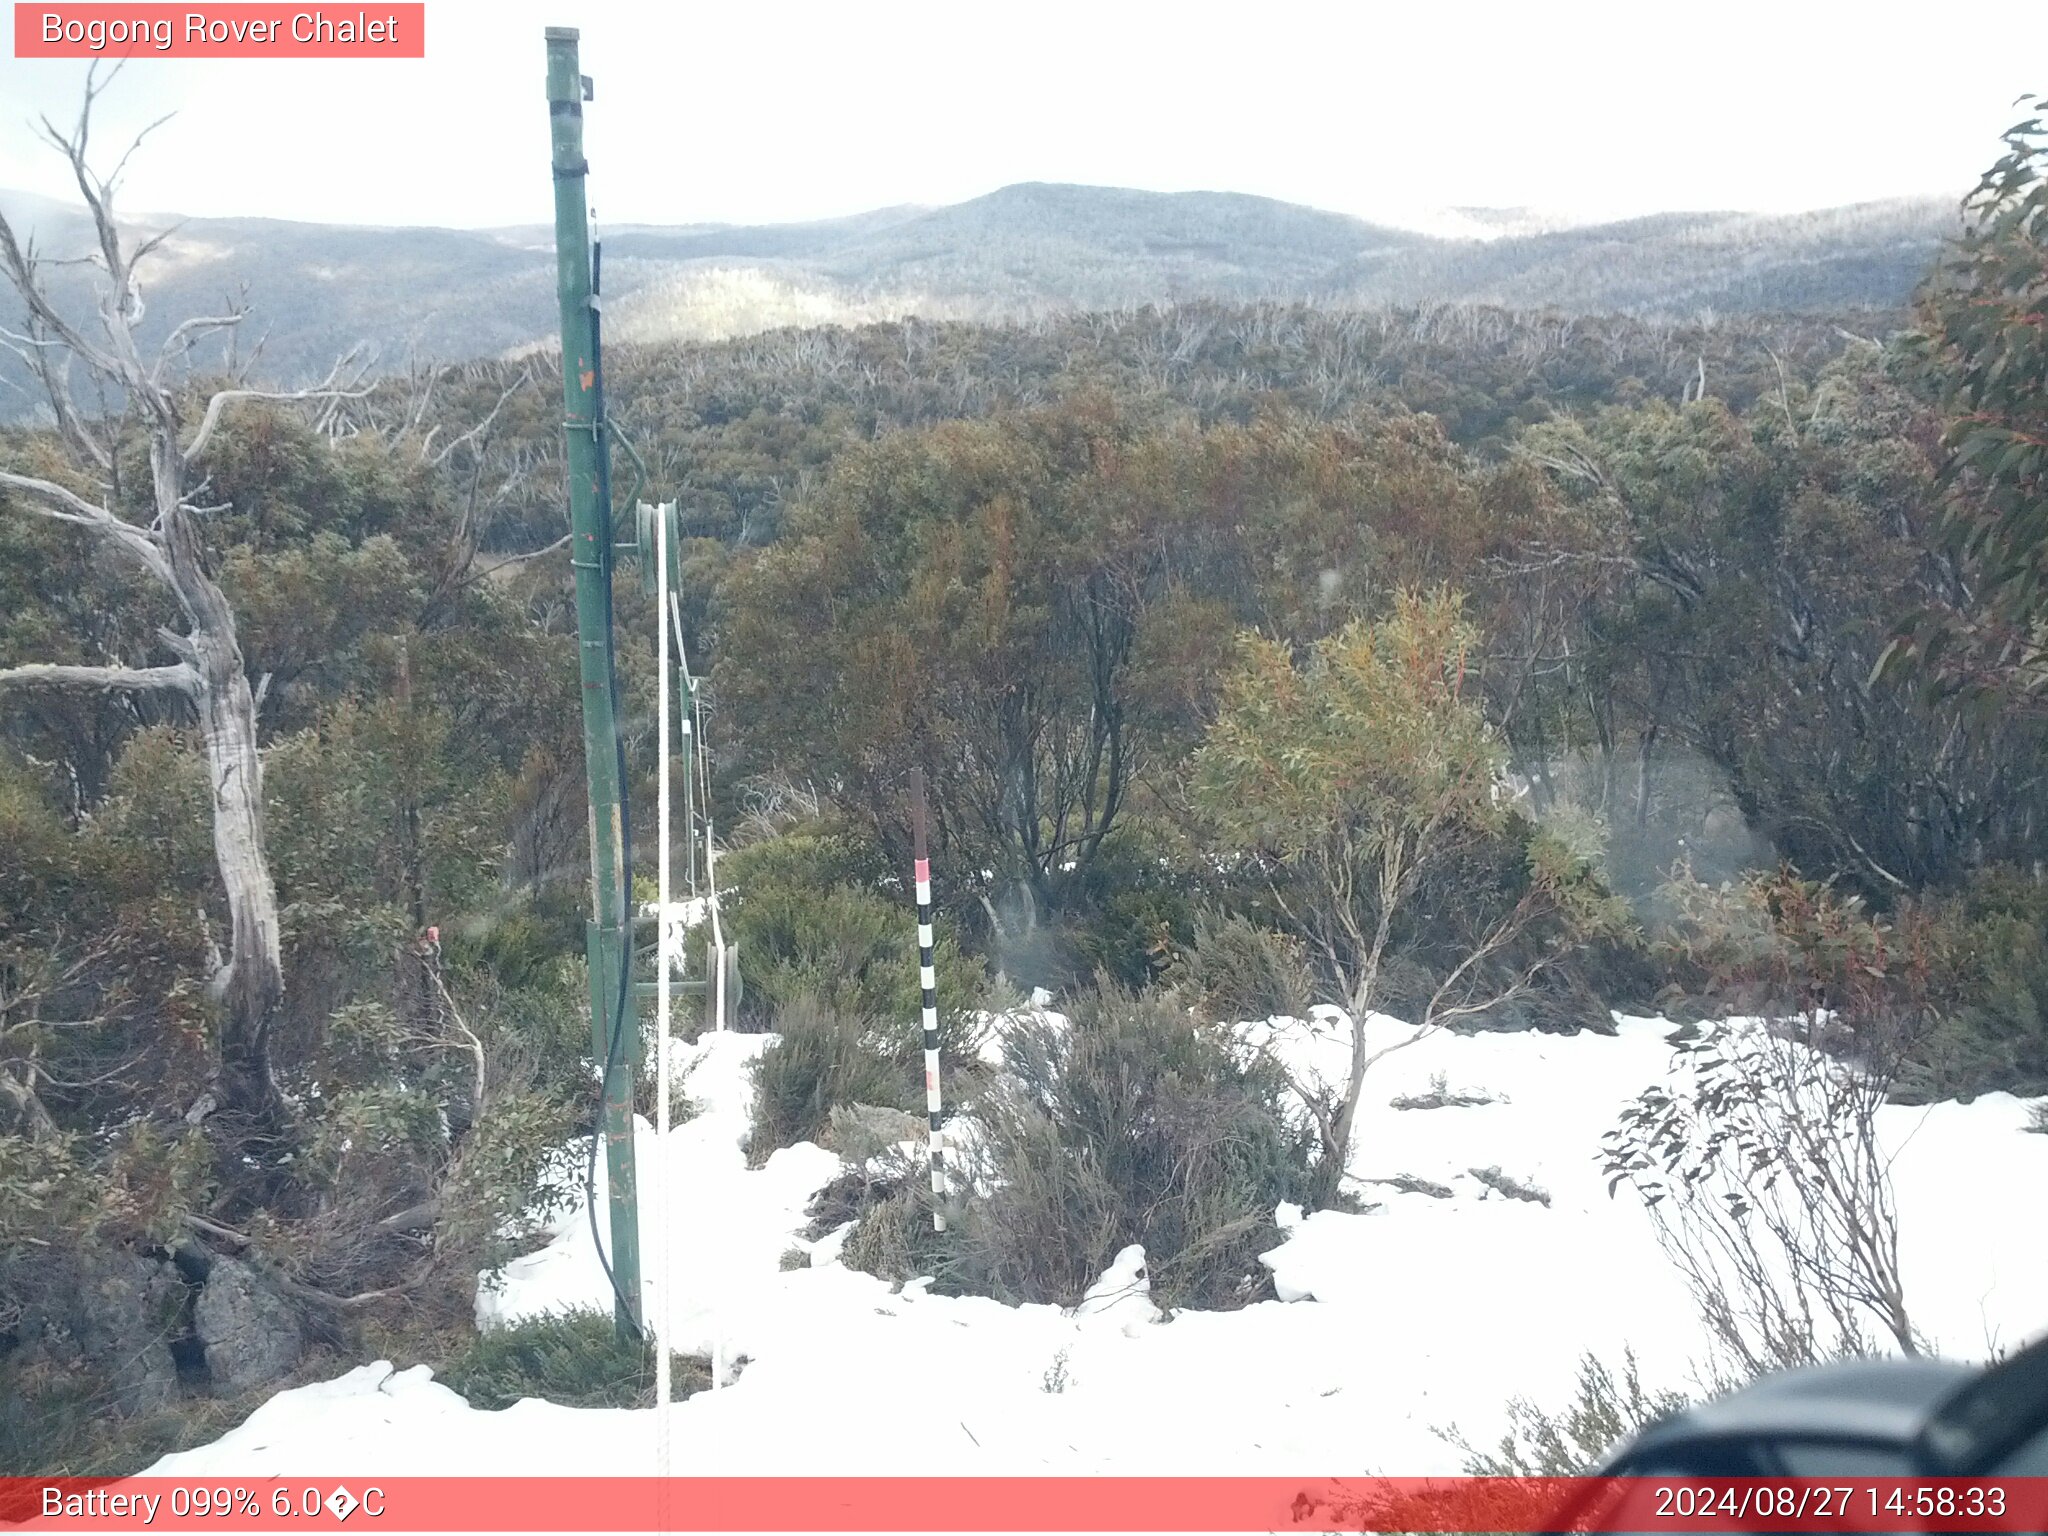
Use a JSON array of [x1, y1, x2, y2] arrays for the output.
[[580, 231, 646, 1343]]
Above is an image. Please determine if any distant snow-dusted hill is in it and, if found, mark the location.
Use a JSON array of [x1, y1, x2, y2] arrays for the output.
[[0, 181, 1957, 412]]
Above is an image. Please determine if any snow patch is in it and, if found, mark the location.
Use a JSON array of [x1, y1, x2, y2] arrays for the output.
[[147, 1007, 2048, 1480]]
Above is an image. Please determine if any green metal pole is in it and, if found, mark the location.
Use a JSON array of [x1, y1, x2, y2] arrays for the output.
[[545, 25, 641, 1339]]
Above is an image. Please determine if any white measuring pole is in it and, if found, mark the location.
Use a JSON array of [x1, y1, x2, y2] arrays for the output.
[[910, 768, 947, 1231], [665, 579, 727, 1392], [654, 504, 674, 1457]]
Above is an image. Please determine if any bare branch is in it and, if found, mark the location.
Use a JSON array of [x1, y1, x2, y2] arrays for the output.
[[427, 364, 530, 467], [460, 532, 571, 585], [0, 211, 123, 379], [0, 319, 112, 470], [180, 1211, 418, 1311], [0, 322, 61, 352], [5, 63, 289, 1129], [105, 112, 177, 198], [0, 468, 171, 583], [0, 660, 197, 696], [154, 309, 244, 380], [182, 346, 374, 463], [428, 969, 487, 1116]]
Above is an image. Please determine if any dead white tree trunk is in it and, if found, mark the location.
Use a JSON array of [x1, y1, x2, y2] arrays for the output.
[[0, 69, 367, 1123]]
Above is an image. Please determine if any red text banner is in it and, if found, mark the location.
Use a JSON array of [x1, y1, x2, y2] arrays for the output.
[[13, 5, 426, 58], [3, 1477, 2047, 1532]]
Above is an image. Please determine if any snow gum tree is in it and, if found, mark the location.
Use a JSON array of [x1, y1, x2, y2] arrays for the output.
[[1193, 590, 1616, 1204], [0, 74, 365, 1127], [1883, 92, 2048, 706]]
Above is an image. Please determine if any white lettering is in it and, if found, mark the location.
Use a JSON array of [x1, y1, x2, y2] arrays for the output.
[[189, 13, 279, 43], [288, 12, 403, 44], [47, 14, 176, 50]]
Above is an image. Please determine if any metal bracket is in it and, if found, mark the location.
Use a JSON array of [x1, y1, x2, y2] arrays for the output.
[[627, 501, 682, 599]]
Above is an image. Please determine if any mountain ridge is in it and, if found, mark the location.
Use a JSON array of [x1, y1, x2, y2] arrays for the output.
[[0, 180, 1958, 403]]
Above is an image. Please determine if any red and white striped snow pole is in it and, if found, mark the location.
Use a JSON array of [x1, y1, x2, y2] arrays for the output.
[[910, 768, 948, 1232]]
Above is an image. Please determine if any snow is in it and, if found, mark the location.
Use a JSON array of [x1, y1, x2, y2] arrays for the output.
[[146, 1008, 2048, 1480], [642, 898, 710, 974], [1072, 1243, 1163, 1336], [477, 1030, 841, 1364]]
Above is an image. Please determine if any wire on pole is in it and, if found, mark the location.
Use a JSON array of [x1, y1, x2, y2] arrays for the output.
[[909, 767, 948, 1232], [653, 499, 674, 1464], [659, 526, 727, 1391], [665, 580, 729, 1039]]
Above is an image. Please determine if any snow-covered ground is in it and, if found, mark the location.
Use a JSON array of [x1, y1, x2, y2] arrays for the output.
[[148, 1009, 2048, 1478]]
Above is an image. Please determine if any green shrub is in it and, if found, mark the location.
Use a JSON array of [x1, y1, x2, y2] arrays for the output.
[[717, 822, 887, 894], [437, 1310, 708, 1410], [833, 1176, 955, 1285], [1442, 1347, 1692, 1475], [1649, 862, 2048, 1101], [750, 994, 915, 1158], [937, 984, 1315, 1311], [706, 828, 984, 1027], [1907, 868, 2048, 1101], [0, 1366, 280, 1478], [1057, 825, 1201, 990], [452, 885, 586, 994], [1167, 912, 1315, 1024], [748, 992, 982, 1160]]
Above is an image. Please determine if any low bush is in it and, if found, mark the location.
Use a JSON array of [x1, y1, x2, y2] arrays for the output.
[[747, 992, 982, 1161], [1441, 1347, 1691, 1475], [1055, 825, 1203, 990], [750, 995, 915, 1158], [1651, 860, 2048, 1102], [1167, 913, 1315, 1024], [437, 1310, 708, 1410], [705, 828, 984, 1028], [832, 1175, 955, 1287], [1907, 868, 2048, 1101], [936, 984, 1315, 1311], [0, 1366, 281, 1478]]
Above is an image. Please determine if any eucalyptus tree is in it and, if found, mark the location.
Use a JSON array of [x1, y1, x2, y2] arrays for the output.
[[0, 70, 366, 1125]]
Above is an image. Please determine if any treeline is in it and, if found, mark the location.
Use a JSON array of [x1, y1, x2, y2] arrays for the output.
[[459, 300, 1883, 550], [706, 350, 2048, 1084]]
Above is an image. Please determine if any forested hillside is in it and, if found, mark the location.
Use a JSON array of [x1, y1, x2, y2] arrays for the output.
[[0, 181, 1951, 405], [3, 89, 2045, 1478]]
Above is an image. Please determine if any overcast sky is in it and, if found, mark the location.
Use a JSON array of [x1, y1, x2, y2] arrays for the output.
[[2, 0, 2043, 232]]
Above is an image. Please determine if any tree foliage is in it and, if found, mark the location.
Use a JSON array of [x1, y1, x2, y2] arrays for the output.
[[1194, 594, 1616, 1200], [1887, 93, 2048, 703]]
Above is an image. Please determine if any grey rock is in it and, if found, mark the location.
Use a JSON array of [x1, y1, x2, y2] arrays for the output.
[[10, 1248, 184, 1414], [194, 1256, 303, 1393]]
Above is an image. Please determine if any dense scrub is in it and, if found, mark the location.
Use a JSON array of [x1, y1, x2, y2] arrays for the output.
[[816, 983, 1315, 1313]]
